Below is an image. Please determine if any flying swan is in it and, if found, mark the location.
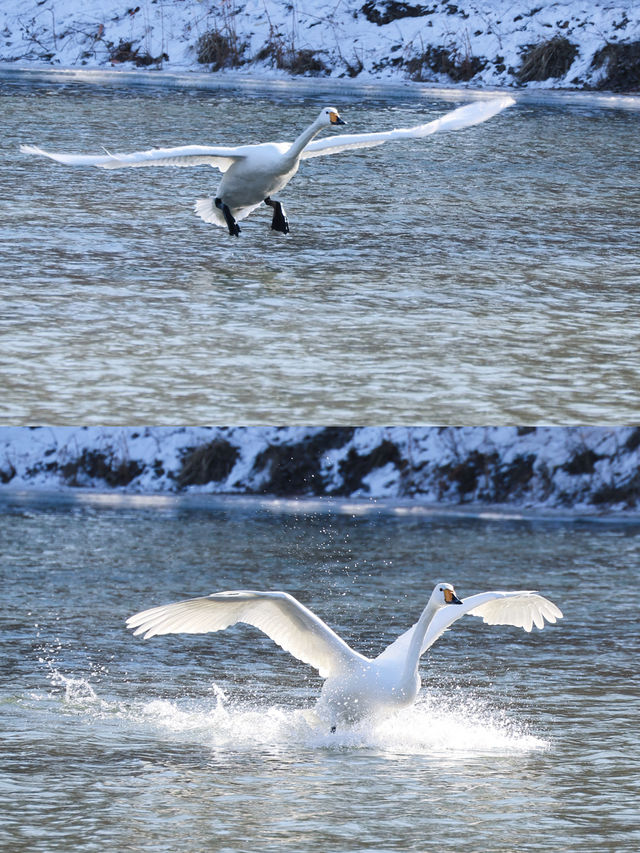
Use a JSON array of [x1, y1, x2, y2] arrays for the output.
[[126, 582, 561, 727], [21, 97, 514, 236]]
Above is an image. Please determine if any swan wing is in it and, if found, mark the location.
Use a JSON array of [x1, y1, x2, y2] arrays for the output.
[[301, 97, 515, 160], [126, 590, 359, 678], [464, 590, 563, 632], [20, 143, 244, 173], [376, 590, 562, 664]]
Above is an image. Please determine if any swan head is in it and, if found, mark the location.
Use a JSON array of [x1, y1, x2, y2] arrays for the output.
[[431, 583, 463, 607], [318, 107, 346, 127]]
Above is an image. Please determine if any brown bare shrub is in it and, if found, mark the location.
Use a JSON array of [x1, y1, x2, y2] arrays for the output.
[[60, 449, 143, 487], [255, 36, 329, 75], [178, 439, 239, 488], [516, 36, 578, 83], [406, 45, 486, 82], [196, 29, 246, 69], [592, 41, 640, 91], [109, 40, 168, 67]]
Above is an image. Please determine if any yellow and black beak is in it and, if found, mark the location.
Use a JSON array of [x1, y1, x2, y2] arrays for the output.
[[444, 588, 463, 605], [330, 111, 346, 126]]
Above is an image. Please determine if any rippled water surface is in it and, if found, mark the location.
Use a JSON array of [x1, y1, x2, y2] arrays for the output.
[[1, 493, 638, 851], [1, 76, 639, 422]]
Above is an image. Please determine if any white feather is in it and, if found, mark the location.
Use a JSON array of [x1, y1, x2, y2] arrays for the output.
[[302, 97, 515, 159], [127, 590, 359, 678], [20, 143, 241, 172], [377, 589, 562, 666], [127, 581, 561, 727], [21, 99, 514, 234]]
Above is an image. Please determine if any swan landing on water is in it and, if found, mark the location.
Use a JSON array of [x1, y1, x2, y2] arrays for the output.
[[21, 98, 514, 237], [126, 583, 561, 728]]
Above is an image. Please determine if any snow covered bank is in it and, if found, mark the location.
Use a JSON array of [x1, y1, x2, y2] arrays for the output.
[[1, 1, 639, 91], [1, 427, 639, 513]]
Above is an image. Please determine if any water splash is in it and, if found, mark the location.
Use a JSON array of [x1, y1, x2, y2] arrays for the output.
[[45, 667, 117, 715], [34, 652, 547, 756], [129, 686, 548, 757], [32, 651, 117, 717]]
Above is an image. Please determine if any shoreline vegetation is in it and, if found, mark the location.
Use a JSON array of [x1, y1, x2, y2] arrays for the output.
[[1, 1, 639, 93], [1, 427, 639, 515]]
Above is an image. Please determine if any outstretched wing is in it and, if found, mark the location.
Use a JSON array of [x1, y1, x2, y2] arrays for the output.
[[126, 590, 361, 678], [301, 97, 515, 159], [464, 591, 563, 632], [20, 143, 245, 173], [376, 590, 562, 664]]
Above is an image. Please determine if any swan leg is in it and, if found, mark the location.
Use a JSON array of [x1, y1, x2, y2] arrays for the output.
[[215, 197, 240, 236], [264, 197, 290, 234]]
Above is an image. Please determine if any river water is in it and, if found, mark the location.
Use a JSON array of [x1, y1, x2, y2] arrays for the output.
[[2, 74, 639, 422], [1, 493, 638, 852]]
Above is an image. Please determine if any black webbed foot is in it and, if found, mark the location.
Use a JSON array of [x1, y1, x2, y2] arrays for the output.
[[265, 197, 290, 234], [215, 197, 240, 237]]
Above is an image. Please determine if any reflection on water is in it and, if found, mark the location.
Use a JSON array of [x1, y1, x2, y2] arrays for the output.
[[1, 79, 640, 421], [1, 497, 639, 851]]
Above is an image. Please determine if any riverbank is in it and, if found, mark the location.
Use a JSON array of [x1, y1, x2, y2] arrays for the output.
[[1, 427, 639, 513], [1, 1, 639, 92]]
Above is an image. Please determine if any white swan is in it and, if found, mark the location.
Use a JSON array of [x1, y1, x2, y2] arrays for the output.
[[126, 582, 561, 727], [21, 97, 514, 236]]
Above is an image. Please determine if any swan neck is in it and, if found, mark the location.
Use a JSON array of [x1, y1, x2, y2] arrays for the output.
[[404, 600, 439, 676], [285, 118, 323, 164]]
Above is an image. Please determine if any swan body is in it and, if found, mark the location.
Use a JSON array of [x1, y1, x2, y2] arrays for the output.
[[126, 582, 561, 727], [21, 97, 514, 236]]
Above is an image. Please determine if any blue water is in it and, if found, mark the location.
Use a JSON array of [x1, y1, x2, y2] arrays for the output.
[[2, 76, 640, 422], [1, 494, 638, 851]]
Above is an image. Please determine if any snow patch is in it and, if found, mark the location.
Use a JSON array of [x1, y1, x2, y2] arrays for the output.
[[1, 1, 639, 90], [1, 427, 639, 513]]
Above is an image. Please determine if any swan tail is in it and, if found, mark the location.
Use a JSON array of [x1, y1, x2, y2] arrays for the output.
[[194, 198, 225, 227], [194, 198, 263, 227]]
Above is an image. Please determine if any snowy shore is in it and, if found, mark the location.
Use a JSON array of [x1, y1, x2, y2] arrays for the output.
[[2, 427, 639, 514], [1, 1, 639, 91]]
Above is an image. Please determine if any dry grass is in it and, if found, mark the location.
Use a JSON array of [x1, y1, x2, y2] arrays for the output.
[[252, 428, 355, 496], [195, 29, 247, 69], [406, 45, 486, 82], [592, 41, 640, 91], [60, 449, 143, 488], [255, 34, 329, 75], [341, 52, 364, 77], [516, 35, 578, 83], [178, 440, 239, 488], [196, 2, 327, 76], [337, 440, 406, 495], [109, 40, 167, 67], [361, 1, 429, 26], [195, 0, 247, 69]]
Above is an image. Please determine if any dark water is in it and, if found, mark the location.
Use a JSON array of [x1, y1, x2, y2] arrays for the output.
[[1, 494, 638, 851], [1, 76, 640, 422]]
